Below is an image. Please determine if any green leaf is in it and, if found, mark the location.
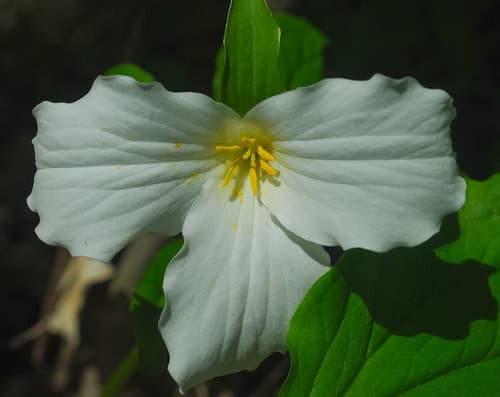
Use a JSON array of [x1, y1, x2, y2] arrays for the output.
[[130, 239, 183, 376], [436, 174, 500, 267], [213, 10, 328, 103], [130, 298, 166, 377], [275, 13, 327, 90], [99, 346, 139, 397], [131, 239, 183, 309], [104, 63, 155, 83], [218, 0, 284, 115], [280, 233, 499, 396], [212, 47, 226, 102]]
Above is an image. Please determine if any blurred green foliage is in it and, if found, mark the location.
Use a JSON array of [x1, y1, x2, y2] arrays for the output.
[[130, 239, 183, 376], [275, 13, 327, 90], [104, 63, 155, 83]]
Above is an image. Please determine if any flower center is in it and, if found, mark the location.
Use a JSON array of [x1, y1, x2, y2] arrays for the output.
[[216, 136, 278, 196]]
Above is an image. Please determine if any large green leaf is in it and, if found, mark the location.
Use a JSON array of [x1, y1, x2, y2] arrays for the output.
[[218, 0, 284, 115], [280, 229, 499, 396], [104, 63, 155, 83], [213, 10, 328, 103], [275, 13, 327, 90], [436, 174, 500, 267], [212, 47, 226, 103], [130, 239, 183, 376]]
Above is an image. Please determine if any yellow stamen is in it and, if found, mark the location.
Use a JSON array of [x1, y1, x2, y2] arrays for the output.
[[215, 134, 277, 197], [242, 137, 256, 146], [250, 150, 257, 168], [257, 145, 275, 161], [216, 145, 242, 152], [249, 167, 259, 196], [222, 163, 239, 187], [242, 147, 252, 160], [260, 159, 278, 176]]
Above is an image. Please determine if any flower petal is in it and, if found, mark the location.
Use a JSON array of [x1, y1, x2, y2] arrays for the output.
[[245, 74, 466, 251], [29, 75, 239, 261], [159, 173, 329, 391]]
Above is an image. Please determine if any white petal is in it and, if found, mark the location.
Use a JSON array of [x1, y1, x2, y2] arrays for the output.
[[159, 174, 329, 391], [29, 75, 239, 261], [245, 75, 465, 251]]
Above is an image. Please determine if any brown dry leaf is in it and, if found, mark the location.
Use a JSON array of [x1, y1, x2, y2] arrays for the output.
[[48, 257, 114, 344], [75, 366, 101, 397], [10, 256, 113, 389]]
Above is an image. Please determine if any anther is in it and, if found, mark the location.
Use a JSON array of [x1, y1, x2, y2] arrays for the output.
[[222, 163, 240, 187], [242, 147, 252, 160], [216, 145, 242, 152], [260, 159, 278, 176], [257, 145, 275, 161], [249, 168, 259, 196], [222, 166, 234, 187], [216, 135, 276, 197], [242, 137, 256, 146], [250, 151, 257, 168]]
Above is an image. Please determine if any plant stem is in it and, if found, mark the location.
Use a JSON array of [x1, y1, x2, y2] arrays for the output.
[[99, 345, 139, 397]]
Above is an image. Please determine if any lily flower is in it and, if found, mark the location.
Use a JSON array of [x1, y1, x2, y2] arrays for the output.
[[29, 74, 465, 391]]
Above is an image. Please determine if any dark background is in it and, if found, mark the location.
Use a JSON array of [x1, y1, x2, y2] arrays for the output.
[[1, 0, 498, 396]]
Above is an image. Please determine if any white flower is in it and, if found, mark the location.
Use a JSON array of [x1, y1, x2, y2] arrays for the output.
[[29, 74, 465, 391]]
